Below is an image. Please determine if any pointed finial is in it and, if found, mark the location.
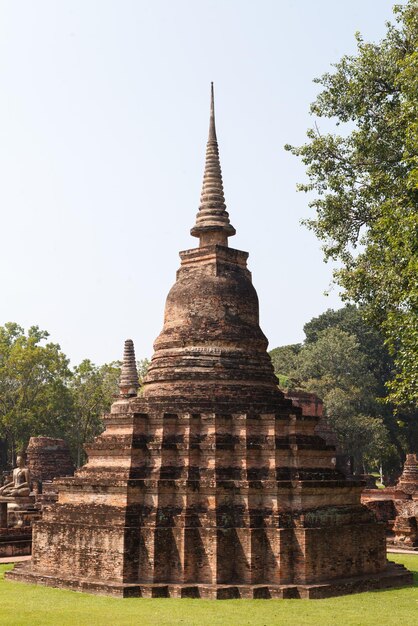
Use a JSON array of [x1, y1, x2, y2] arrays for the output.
[[119, 339, 139, 397], [190, 83, 236, 247], [209, 82, 216, 141]]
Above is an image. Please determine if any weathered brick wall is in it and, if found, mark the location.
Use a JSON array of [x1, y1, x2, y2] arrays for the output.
[[293, 522, 386, 584], [26, 437, 74, 483]]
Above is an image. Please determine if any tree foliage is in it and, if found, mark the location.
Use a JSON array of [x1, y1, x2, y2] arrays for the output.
[[288, 326, 390, 471], [303, 305, 394, 396], [269, 305, 412, 473], [0, 323, 72, 461], [286, 1, 418, 409], [269, 344, 301, 388], [66, 360, 120, 466], [0, 322, 150, 468], [137, 358, 150, 384]]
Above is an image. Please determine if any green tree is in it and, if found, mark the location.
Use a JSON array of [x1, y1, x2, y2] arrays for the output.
[[137, 358, 150, 385], [302, 305, 416, 461], [289, 327, 390, 472], [0, 323, 72, 464], [271, 306, 414, 468], [0, 322, 151, 468], [66, 360, 120, 466], [269, 344, 301, 387], [286, 1, 418, 409], [303, 305, 394, 397]]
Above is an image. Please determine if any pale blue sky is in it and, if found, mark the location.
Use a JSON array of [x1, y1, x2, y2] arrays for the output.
[[0, 1, 403, 365]]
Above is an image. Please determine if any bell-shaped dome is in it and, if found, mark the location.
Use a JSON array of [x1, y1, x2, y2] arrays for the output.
[[143, 245, 280, 401], [142, 86, 281, 403]]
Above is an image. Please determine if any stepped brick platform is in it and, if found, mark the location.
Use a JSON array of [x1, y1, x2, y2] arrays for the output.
[[10, 562, 408, 599], [7, 85, 412, 597]]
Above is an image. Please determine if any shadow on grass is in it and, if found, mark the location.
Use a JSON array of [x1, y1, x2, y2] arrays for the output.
[[387, 553, 418, 577]]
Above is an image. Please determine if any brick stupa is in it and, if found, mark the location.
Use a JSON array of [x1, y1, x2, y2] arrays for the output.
[[8, 86, 412, 598]]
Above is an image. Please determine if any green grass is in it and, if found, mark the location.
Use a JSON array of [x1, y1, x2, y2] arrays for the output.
[[0, 555, 417, 626]]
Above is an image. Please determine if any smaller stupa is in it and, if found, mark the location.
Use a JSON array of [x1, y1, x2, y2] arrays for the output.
[[118, 339, 140, 397], [397, 454, 418, 495]]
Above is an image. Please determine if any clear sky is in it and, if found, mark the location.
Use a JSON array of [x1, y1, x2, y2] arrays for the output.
[[0, 1, 404, 365]]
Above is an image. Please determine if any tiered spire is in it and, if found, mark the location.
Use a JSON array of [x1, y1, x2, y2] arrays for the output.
[[190, 83, 236, 247], [119, 339, 139, 397]]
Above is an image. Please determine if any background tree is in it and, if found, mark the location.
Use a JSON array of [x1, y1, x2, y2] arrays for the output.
[[302, 306, 415, 463], [0, 323, 72, 464], [0, 322, 152, 469], [288, 326, 390, 472], [269, 344, 301, 388], [66, 360, 120, 466], [286, 1, 418, 410], [303, 304, 393, 395], [137, 358, 150, 385], [269, 305, 410, 475]]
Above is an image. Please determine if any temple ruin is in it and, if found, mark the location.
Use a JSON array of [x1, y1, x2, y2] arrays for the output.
[[0, 455, 39, 558], [26, 437, 74, 486], [362, 454, 418, 549], [7, 85, 412, 598], [0, 438, 74, 557]]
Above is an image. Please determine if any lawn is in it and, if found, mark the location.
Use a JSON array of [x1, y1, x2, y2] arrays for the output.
[[0, 554, 417, 626]]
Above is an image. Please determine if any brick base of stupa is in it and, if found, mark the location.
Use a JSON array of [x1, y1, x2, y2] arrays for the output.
[[5, 398, 413, 598], [7, 561, 412, 598]]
